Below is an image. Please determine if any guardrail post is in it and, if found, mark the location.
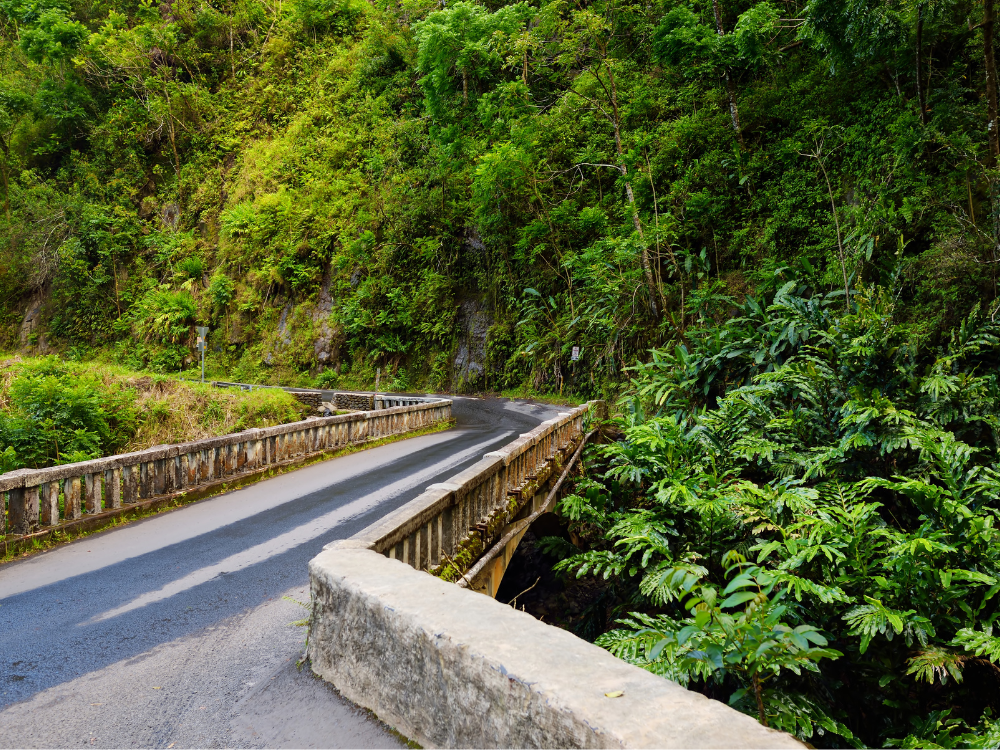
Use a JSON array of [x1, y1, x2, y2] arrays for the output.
[[138, 462, 150, 499], [153, 459, 165, 495], [181, 453, 194, 486], [39, 482, 56, 524], [10, 485, 39, 535], [123, 465, 138, 504], [6, 487, 20, 534], [105, 468, 121, 509], [170, 456, 181, 492]]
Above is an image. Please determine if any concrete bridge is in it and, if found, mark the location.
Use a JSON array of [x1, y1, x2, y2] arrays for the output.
[[0, 392, 798, 748], [0, 392, 471, 747]]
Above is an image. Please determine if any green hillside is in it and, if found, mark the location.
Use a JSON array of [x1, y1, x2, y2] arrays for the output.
[[0, 0, 995, 395], [5, 0, 1000, 743]]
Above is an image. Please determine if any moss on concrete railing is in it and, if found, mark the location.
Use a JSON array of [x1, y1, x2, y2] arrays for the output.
[[336, 403, 597, 587]]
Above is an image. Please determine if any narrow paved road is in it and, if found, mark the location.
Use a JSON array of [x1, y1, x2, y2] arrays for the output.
[[0, 397, 562, 749]]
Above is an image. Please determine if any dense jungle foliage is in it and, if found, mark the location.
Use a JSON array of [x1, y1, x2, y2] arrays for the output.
[[4, 0, 1000, 741], [1, 0, 1000, 393], [546, 285, 1000, 746], [0, 356, 306, 469]]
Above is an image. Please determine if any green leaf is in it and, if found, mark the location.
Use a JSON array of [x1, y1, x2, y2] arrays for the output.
[[720, 591, 758, 609]]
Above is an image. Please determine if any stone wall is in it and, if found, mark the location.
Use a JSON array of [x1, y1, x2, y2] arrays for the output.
[[334, 393, 375, 410], [291, 391, 323, 409]]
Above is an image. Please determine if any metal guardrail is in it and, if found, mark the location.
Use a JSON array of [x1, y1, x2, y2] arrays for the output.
[[338, 401, 599, 588], [0, 400, 452, 540]]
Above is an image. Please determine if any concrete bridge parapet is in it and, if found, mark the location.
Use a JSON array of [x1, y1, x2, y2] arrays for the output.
[[307, 401, 803, 747], [309, 545, 802, 748], [0, 398, 452, 546]]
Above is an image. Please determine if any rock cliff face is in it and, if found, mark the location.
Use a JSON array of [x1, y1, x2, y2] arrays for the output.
[[312, 268, 337, 367], [19, 295, 49, 352], [452, 298, 491, 392], [261, 265, 341, 372]]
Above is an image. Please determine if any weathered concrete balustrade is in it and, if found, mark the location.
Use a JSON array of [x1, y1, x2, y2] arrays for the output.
[[0, 396, 452, 541], [346, 403, 594, 593], [307, 401, 804, 747]]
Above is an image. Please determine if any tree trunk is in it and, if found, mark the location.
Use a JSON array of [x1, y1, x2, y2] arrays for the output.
[[753, 674, 768, 727], [916, 4, 927, 125], [711, 0, 744, 146], [606, 65, 661, 318], [984, 0, 1000, 264], [817, 155, 850, 311], [985, 0, 999, 168]]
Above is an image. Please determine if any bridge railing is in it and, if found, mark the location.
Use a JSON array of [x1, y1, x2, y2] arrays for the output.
[[210, 382, 435, 412], [343, 401, 598, 583], [0, 398, 452, 540], [306, 398, 803, 748]]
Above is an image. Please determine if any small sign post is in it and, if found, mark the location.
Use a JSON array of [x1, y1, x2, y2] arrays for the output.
[[196, 326, 209, 383], [571, 346, 580, 361]]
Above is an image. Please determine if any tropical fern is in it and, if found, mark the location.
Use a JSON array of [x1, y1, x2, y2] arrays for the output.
[[952, 626, 1000, 663], [906, 646, 967, 685]]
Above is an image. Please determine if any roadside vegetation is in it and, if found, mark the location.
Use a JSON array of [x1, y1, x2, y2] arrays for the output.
[[542, 285, 1000, 747], [0, 355, 307, 470]]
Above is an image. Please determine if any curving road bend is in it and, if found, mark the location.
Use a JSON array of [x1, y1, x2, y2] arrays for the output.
[[0, 397, 563, 749]]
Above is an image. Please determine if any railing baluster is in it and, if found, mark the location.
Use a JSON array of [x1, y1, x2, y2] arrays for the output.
[[123, 465, 138, 504], [17, 485, 39, 535], [65, 476, 82, 520], [106, 468, 122, 509], [85, 473, 102, 514]]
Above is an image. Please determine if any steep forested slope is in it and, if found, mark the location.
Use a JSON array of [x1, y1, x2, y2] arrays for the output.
[[0, 0, 997, 395]]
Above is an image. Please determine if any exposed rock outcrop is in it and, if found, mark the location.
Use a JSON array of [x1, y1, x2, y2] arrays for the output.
[[453, 298, 491, 391]]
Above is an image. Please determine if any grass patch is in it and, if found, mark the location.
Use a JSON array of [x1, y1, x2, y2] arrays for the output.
[[0, 354, 308, 470]]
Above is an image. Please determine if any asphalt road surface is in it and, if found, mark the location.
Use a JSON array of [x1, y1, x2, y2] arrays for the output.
[[0, 396, 563, 749]]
